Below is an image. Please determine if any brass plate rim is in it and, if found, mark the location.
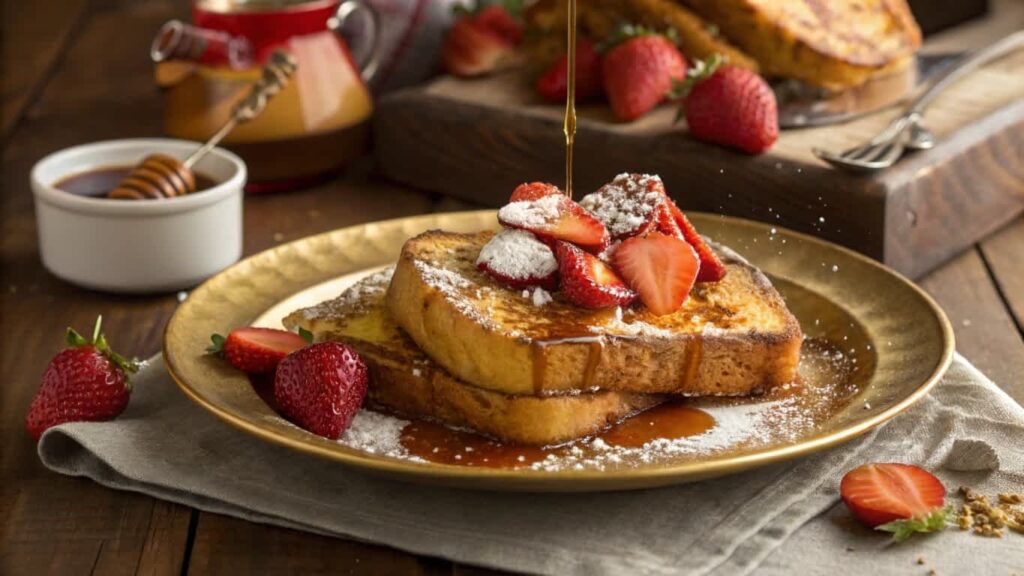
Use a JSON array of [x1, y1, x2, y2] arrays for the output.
[[163, 210, 954, 492]]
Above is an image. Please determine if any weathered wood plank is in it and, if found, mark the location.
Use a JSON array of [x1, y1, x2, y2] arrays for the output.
[[0, 0, 87, 139], [979, 218, 1024, 333], [919, 247, 1024, 400]]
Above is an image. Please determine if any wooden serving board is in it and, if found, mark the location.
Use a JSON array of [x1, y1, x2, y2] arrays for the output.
[[374, 43, 1023, 279]]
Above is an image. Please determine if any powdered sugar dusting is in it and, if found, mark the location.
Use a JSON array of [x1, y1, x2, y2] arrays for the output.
[[300, 267, 394, 321], [338, 410, 422, 461], [476, 229, 557, 281], [580, 173, 663, 238], [531, 287, 553, 307], [497, 195, 563, 228]]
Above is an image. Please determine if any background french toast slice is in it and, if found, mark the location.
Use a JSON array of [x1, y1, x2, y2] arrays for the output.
[[678, 0, 921, 89], [283, 269, 663, 446], [386, 231, 802, 397], [523, 0, 759, 73]]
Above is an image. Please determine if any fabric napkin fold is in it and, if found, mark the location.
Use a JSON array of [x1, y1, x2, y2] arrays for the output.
[[38, 354, 1024, 575]]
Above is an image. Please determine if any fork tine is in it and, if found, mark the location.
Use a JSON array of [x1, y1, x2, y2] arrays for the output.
[[864, 143, 898, 164], [845, 145, 882, 161]]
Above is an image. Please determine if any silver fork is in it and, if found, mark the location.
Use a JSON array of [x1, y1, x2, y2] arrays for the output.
[[814, 30, 1024, 172]]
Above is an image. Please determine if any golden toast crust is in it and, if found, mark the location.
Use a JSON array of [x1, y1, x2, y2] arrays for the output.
[[283, 269, 663, 445], [386, 231, 802, 396]]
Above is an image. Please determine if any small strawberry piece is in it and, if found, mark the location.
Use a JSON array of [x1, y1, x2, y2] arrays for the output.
[[471, 5, 522, 45], [274, 342, 368, 439], [840, 463, 947, 529], [682, 62, 778, 154], [208, 327, 309, 375], [498, 193, 610, 252], [664, 200, 728, 282], [476, 229, 559, 290], [612, 232, 699, 316], [536, 39, 603, 103], [509, 181, 562, 203], [555, 241, 636, 309], [580, 173, 665, 240], [26, 317, 139, 439], [442, 18, 517, 77], [601, 27, 686, 121]]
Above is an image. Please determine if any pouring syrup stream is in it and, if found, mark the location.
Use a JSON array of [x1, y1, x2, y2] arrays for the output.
[[563, 0, 577, 199]]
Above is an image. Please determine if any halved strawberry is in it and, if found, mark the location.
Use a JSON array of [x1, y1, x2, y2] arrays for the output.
[[476, 229, 559, 290], [840, 463, 947, 528], [612, 232, 699, 316], [663, 200, 727, 282], [208, 327, 310, 375], [510, 182, 562, 203], [579, 173, 664, 240], [498, 194, 609, 252], [555, 241, 636, 309], [442, 18, 517, 77]]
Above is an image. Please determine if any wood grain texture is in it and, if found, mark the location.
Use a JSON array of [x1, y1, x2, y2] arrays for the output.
[[920, 248, 1024, 395], [0, 0, 87, 139], [375, 47, 1024, 279], [979, 218, 1024, 331]]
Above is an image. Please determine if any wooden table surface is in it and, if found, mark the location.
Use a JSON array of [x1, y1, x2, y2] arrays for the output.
[[2, 1, 1022, 574]]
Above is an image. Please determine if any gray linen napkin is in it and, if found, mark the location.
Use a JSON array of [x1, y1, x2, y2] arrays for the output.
[[38, 354, 1024, 575]]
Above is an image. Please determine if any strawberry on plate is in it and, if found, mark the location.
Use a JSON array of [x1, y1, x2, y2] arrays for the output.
[[477, 228, 559, 290], [498, 193, 610, 252], [841, 463, 951, 542], [509, 181, 562, 203], [601, 25, 686, 122], [580, 173, 665, 240], [555, 241, 636, 309], [536, 39, 603, 103], [26, 316, 140, 439], [208, 327, 311, 375], [676, 55, 778, 154], [612, 232, 699, 316], [442, 2, 522, 77], [274, 342, 368, 439]]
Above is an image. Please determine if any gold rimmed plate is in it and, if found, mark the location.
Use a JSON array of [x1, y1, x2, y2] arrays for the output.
[[163, 210, 953, 491]]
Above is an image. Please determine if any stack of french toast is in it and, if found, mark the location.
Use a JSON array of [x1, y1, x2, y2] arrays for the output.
[[284, 174, 802, 446], [525, 0, 922, 90]]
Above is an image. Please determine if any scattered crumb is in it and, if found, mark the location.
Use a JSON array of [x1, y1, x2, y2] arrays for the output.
[[917, 557, 925, 565], [273, 232, 284, 242], [956, 486, 1024, 538]]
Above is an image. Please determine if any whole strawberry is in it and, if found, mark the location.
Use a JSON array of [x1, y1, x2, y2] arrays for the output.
[[26, 316, 139, 439], [678, 56, 778, 154], [536, 39, 603, 103], [601, 25, 686, 121], [274, 342, 368, 439]]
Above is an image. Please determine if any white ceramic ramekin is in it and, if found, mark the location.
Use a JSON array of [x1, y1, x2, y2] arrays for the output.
[[32, 138, 246, 293]]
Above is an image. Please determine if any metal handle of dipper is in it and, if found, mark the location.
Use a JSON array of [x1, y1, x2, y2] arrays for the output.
[[109, 50, 298, 200]]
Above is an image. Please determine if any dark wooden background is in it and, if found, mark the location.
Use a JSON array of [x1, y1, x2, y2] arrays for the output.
[[1, 1, 1022, 574]]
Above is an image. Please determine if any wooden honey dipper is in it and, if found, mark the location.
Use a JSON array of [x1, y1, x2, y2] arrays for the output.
[[109, 51, 297, 200]]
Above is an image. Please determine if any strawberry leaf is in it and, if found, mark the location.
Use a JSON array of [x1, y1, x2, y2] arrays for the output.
[[298, 327, 315, 344], [671, 54, 724, 100], [65, 327, 89, 348], [875, 506, 952, 542], [207, 333, 227, 356], [597, 22, 658, 53]]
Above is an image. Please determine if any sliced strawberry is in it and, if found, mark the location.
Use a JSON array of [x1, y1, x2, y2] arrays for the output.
[[555, 241, 636, 309], [498, 194, 609, 252], [579, 173, 664, 240], [663, 200, 727, 282], [476, 229, 559, 290], [612, 232, 699, 316], [441, 18, 517, 77], [509, 182, 562, 203], [840, 463, 947, 528], [209, 327, 310, 375]]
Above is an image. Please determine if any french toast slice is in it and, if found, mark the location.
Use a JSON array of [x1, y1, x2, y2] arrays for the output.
[[387, 231, 802, 397], [283, 268, 663, 446], [677, 0, 921, 89]]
